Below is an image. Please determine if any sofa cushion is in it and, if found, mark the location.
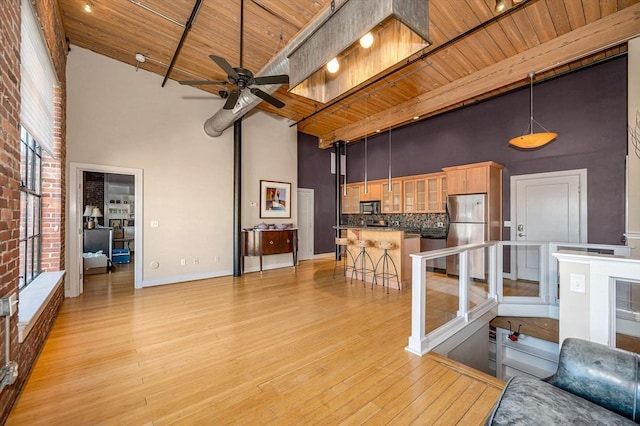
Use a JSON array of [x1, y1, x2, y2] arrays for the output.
[[486, 376, 635, 425]]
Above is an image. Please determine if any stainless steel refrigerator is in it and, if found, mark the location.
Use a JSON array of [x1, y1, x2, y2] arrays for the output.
[[446, 193, 487, 279]]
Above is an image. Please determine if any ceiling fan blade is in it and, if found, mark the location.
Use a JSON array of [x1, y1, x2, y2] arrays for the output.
[[179, 80, 228, 86], [223, 89, 240, 110], [253, 74, 289, 85], [210, 55, 239, 80], [250, 88, 285, 109]]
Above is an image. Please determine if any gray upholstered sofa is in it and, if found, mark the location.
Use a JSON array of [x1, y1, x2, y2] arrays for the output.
[[486, 337, 639, 425]]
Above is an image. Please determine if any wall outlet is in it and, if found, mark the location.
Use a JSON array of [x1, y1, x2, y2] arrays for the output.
[[193, 258, 199, 265], [214, 256, 221, 263], [180, 258, 186, 266], [150, 220, 159, 228]]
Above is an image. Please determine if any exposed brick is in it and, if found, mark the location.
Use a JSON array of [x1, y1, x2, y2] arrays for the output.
[[0, 0, 67, 421]]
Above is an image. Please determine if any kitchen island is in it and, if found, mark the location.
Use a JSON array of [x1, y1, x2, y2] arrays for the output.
[[335, 226, 421, 289]]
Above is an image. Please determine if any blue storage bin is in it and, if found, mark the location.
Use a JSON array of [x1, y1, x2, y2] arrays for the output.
[[112, 248, 131, 264]]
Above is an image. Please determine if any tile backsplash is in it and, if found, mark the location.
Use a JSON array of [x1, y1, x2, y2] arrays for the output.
[[343, 213, 447, 229]]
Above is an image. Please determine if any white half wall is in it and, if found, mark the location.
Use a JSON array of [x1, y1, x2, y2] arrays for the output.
[[66, 46, 297, 286]]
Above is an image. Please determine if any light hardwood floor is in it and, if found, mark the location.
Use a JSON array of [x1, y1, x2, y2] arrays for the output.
[[7, 258, 503, 425]]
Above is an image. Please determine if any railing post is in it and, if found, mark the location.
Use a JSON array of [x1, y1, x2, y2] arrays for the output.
[[458, 250, 468, 320], [489, 243, 498, 299], [406, 255, 427, 355]]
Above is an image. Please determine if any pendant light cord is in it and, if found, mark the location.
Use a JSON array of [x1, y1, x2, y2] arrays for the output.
[[528, 71, 553, 133], [343, 108, 348, 196], [388, 127, 392, 188], [529, 73, 534, 135], [364, 96, 368, 194]]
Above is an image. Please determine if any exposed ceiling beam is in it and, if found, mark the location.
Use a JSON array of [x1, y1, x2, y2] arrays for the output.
[[318, 3, 640, 148]]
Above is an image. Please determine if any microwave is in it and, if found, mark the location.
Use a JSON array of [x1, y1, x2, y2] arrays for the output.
[[360, 200, 381, 215]]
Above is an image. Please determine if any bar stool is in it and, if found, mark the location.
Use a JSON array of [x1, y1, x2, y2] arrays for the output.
[[333, 237, 355, 280], [351, 239, 377, 287], [373, 240, 400, 293]]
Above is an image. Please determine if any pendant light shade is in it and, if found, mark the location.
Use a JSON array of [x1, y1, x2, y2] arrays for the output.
[[509, 72, 557, 149], [509, 132, 557, 149]]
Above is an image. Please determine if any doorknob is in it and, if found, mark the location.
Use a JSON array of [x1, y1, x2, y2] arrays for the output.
[[518, 233, 526, 237]]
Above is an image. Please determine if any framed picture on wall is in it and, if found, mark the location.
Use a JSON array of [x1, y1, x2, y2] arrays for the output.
[[260, 180, 291, 218]]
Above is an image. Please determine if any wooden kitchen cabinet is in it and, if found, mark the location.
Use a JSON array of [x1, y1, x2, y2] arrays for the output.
[[341, 183, 361, 214], [381, 179, 402, 213], [426, 173, 446, 212], [360, 180, 382, 202], [443, 161, 503, 195], [404, 173, 446, 213], [443, 161, 503, 240]]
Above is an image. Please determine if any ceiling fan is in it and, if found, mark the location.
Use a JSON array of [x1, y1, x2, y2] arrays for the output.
[[179, 0, 289, 111]]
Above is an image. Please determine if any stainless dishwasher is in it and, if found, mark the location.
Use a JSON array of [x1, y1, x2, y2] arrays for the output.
[[420, 231, 447, 273]]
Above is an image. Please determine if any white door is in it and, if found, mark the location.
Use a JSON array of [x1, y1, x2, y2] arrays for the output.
[[297, 188, 314, 261], [512, 170, 586, 281]]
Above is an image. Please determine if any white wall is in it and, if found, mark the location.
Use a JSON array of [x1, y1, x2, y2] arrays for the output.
[[66, 46, 297, 286]]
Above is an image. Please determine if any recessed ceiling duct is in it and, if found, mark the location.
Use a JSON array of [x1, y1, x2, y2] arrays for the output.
[[287, 0, 430, 102]]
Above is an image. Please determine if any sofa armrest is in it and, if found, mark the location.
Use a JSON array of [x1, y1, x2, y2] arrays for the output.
[[486, 376, 635, 425], [544, 338, 640, 422]]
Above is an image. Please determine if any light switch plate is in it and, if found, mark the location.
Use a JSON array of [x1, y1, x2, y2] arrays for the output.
[[569, 273, 586, 293]]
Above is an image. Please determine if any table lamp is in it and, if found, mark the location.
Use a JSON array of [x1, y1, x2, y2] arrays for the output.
[[83, 205, 93, 228], [90, 207, 103, 228]]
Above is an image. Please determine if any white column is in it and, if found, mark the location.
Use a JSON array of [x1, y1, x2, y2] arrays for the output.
[[627, 37, 640, 257]]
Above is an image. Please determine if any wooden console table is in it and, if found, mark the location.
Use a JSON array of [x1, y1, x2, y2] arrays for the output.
[[242, 229, 298, 272]]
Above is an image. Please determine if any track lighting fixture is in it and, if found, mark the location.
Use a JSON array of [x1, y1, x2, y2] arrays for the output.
[[494, 0, 506, 13], [359, 32, 374, 49], [84, 1, 93, 13], [327, 58, 339, 74]]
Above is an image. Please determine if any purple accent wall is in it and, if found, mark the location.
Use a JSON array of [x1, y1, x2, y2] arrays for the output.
[[298, 132, 336, 254], [299, 56, 628, 253]]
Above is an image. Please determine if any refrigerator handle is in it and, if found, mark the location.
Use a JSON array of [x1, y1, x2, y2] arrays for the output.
[[445, 203, 450, 236]]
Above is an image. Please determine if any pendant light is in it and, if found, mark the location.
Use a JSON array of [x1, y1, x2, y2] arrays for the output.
[[343, 107, 348, 196], [363, 95, 369, 194], [509, 72, 557, 149], [388, 127, 392, 191]]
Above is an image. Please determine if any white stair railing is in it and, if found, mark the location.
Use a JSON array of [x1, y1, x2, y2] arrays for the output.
[[406, 241, 633, 356]]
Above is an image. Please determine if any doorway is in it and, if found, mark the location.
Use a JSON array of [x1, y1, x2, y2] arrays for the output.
[[297, 188, 314, 261], [511, 169, 587, 281], [69, 162, 143, 297]]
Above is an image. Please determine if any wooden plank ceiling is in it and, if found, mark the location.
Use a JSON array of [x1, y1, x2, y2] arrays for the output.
[[57, 0, 640, 148]]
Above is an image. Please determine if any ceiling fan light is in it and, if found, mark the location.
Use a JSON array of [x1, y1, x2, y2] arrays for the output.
[[359, 32, 374, 49], [327, 57, 339, 74], [509, 132, 557, 149]]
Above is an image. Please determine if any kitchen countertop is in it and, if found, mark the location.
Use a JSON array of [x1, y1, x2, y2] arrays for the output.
[[334, 225, 422, 238]]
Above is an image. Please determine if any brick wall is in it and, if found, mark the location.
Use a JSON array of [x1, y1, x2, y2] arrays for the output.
[[0, 0, 67, 421], [84, 172, 105, 226], [0, 1, 23, 418]]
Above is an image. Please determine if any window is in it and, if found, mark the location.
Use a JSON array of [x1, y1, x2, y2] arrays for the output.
[[19, 127, 43, 289]]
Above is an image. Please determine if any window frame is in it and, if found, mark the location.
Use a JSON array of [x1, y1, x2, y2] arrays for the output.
[[19, 127, 43, 289]]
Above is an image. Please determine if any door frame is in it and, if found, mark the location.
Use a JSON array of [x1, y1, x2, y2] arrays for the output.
[[509, 169, 588, 280], [69, 162, 143, 297], [297, 188, 314, 261]]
